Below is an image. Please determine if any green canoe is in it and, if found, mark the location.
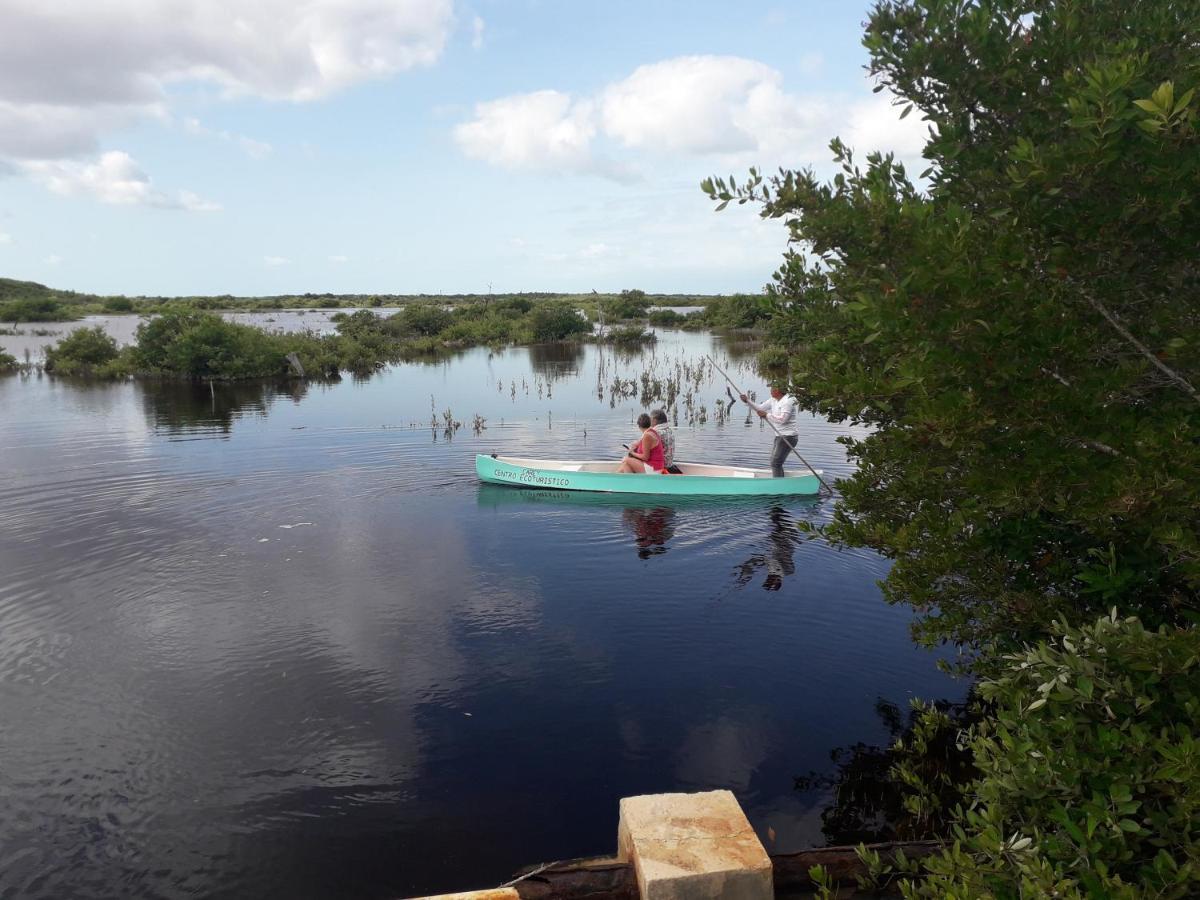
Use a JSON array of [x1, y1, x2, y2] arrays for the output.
[[476, 454, 822, 497]]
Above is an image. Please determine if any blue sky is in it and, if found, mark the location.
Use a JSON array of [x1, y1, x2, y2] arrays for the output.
[[0, 1, 925, 296]]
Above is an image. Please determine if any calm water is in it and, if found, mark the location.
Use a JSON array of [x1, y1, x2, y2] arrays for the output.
[[0, 329, 962, 898]]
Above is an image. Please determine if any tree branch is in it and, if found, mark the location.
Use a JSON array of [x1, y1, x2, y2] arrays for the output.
[[1077, 438, 1127, 459], [1077, 286, 1200, 406]]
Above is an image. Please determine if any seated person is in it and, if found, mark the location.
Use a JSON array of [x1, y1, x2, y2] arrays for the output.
[[649, 408, 681, 474], [617, 413, 664, 473]]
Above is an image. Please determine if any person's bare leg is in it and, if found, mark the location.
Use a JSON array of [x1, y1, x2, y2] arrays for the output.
[[618, 456, 645, 473]]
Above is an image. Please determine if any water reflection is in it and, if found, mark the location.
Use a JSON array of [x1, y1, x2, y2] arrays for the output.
[[792, 696, 976, 845], [0, 330, 961, 899], [735, 506, 803, 591], [621, 506, 676, 558], [527, 341, 586, 378], [721, 332, 765, 361], [476, 486, 817, 567], [140, 379, 307, 435]]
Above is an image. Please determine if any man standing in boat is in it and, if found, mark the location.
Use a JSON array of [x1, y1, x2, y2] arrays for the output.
[[740, 387, 799, 477]]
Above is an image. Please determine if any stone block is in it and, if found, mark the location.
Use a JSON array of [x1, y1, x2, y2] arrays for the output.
[[617, 790, 772, 900], [411, 890, 519, 900]]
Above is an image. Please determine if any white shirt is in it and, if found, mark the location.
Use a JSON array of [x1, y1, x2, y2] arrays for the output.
[[749, 394, 799, 437]]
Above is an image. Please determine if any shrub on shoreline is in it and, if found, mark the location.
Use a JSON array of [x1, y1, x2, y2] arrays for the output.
[[132, 310, 290, 379], [43, 327, 122, 376], [0, 298, 79, 324], [601, 288, 650, 321], [35, 299, 657, 383], [648, 309, 685, 326], [896, 614, 1200, 898], [527, 304, 590, 342], [606, 324, 656, 345]]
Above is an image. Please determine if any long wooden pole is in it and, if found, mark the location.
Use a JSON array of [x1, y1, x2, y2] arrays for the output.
[[705, 354, 834, 494]]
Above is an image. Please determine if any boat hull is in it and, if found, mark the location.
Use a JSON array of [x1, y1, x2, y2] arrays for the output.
[[475, 454, 821, 497]]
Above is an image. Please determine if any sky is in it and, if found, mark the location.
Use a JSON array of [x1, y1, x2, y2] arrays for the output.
[[0, 0, 927, 297]]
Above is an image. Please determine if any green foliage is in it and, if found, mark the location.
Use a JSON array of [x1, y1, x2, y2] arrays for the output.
[[527, 303, 591, 342], [132, 310, 289, 379], [391, 303, 452, 337], [900, 614, 1200, 899], [0, 351, 18, 372], [602, 288, 650, 320], [494, 296, 534, 314], [703, 293, 773, 328], [756, 345, 790, 374], [707, 0, 1200, 653], [808, 864, 836, 900], [0, 278, 87, 322], [4, 286, 721, 382], [0, 297, 78, 323], [43, 327, 122, 376], [648, 308, 685, 326], [102, 297, 135, 313], [605, 324, 657, 345]]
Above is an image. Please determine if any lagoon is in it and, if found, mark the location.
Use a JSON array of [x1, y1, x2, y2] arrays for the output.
[[0, 329, 962, 898]]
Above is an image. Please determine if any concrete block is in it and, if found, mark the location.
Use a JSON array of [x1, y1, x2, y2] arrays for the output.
[[617, 790, 772, 900]]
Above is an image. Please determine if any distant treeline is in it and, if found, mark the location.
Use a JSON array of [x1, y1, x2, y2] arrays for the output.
[[28, 300, 658, 381], [0, 277, 747, 324]]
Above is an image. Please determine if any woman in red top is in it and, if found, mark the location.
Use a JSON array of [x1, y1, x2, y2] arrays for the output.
[[617, 413, 664, 473]]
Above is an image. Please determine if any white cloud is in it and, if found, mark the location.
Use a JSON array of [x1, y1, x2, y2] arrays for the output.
[[0, 1, 455, 114], [20, 151, 221, 211], [842, 93, 929, 165], [453, 90, 640, 182], [454, 90, 596, 171], [0, 98, 160, 160], [580, 242, 615, 259], [264, 255, 290, 267], [44, 254, 62, 265], [178, 190, 223, 213], [329, 254, 349, 263], [601, 56, 799, 155], [0, 0, 455, 205], [0, 232, 11, 244], [455, 54, 929, 178], [182, 117, 272, 160], [471, 15, 485, 51], [798, 53, 824, 76]]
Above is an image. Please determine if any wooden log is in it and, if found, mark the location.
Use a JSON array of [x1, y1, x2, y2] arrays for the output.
[[505, 841, 941, 899], [509, 857, 636, 900]]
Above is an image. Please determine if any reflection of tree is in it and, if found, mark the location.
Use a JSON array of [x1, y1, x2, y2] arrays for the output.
[[140, 379, 306, 435], [717, 332, 763, 361], [793, 697, 977, 845], [527, 341, 585, 378], [621, 506, 677, 559], [735, 505, 799, 591]]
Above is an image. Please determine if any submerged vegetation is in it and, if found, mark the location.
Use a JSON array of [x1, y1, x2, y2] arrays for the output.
[[710, 0, 1200, 895]]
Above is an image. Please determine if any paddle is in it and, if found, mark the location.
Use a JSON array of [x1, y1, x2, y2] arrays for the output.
[[705, 354, 834, 494]]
